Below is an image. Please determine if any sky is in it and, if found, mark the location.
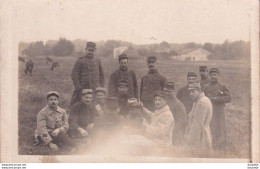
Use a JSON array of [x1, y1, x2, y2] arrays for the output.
[[11, 0, 253, 44]]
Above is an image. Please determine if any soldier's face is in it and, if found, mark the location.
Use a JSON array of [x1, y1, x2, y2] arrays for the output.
[[81, 93, 93, 105], [210, 72, 219, 83], [85, 48, 95, 58], [147, 61, 158, 70], [187, 76, 197, 84], [189, 89, 200, 100], [119, 59, 128, 70], [47, 96, 59, 109], [96, 91, 106, 104], [200, 70, 208, 79], [154, 96, 167, 109], [118, 85, 128, 95]]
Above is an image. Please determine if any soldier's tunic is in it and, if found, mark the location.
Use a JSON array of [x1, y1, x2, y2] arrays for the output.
[[176, 85, 193, 115], [167, 95, 187, 146], [108, 69, 138, 99], [71, 57, 105, 105], [204, 82, 231, 145], [140, 70, 167, 112], [200, 76, 211, 91]]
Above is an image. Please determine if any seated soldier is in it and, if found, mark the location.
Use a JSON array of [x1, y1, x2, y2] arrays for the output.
[[117, 79, 131, 116], [35, 91, 76, 151], [69, 89, 95, 139], [121, 91, 174, 146]]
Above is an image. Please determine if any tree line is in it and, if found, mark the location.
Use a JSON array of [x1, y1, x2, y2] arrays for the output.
[[19, 38, 250, 60]]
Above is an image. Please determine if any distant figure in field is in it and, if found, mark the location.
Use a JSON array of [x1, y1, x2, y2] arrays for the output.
[[51, 61, 60, 71], [35, 91, 76, 151], [140, 56, 167, 112], [69, 89, 95, 139], [204, 68, 231, 150], [24, 59, 34, 75], [163, 82, 187, 146], [185, 83, 213, 155], [199, 66, 211, 91], [70, 42, 105, 106], [108, 54, 138, 99], [46, 56, 52, 64], [18, 56, 25, 63], [176, 72, 198, 115]]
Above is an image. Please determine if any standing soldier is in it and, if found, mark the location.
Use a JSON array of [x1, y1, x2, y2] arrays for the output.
[[204, 68, 231, 150], [176, 72, 198, 115], [25, 59, 34, 75], [199, 66, 211, 91], [71, 42, 105, 106], [163, 82, 187, 146], [140, 56, 167, 112], [108, 54, 138, 99]]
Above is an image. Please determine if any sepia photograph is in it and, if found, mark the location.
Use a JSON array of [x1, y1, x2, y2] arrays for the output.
[[0, 0, 259, 163]]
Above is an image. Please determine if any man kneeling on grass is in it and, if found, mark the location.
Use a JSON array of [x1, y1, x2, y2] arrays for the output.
[[36, 91, 76, 151]]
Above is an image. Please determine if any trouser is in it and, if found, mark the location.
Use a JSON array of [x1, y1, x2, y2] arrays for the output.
[[70, 88, 83, 106], [48, 131, 76, 147]]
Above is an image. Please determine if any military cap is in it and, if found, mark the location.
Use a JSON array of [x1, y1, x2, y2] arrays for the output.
[[117, 79, 128, 87], [199, 66, 208, 71], [118, 54, 128, 61], [85, 42, 96, 50], [47, 91, 59, 99], [146, 56, 157, 62], [154, 91, 167, 99], [82, 89, 93, 95], [164, 82, 175, 92], [95, 87, 106, 94], [188, 83, 201, 91], [209, 68, 219, 74], [187, 72, 197, 77], [127, 98, 139, 107]]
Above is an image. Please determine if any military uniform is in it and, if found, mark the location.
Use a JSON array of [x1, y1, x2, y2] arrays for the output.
[[108, 69, 138, 98], [71, 56, 105, 105], [204, 81, 231, 146], [140, 69, 167, 112], [25, 60, 34, 75], [176, 85, 193, 115], [200, 76, 211, 91]]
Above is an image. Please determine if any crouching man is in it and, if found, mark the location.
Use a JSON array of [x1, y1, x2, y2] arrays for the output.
[[122, 91, 174, 146], [36, 91, 76, 151], [69, 89, 95, 139], [185, 83, 213, 155]]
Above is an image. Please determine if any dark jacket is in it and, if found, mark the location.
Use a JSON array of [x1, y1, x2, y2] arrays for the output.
[[204, 81, 231, 143], [176, 85, 193, 115], [167, 94, 187, 145], [108, 69, 138, 98], [140, 70, 167, 111], [69, 101, 95, 131], [200, 76, 211, 91], [71, 57, 105, 90]]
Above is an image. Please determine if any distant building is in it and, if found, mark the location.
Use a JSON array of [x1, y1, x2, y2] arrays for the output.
[[173, 48, 211, 61]]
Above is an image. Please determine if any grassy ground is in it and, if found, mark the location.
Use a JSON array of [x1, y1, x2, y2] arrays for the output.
[[18, 56, 251, 158]]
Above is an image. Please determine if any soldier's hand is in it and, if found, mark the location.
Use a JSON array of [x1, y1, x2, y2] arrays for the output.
[[87, 123, 94, 131], [139, 102, 144, 108], [52, 128, 60, 137], [78, 127, 88, 137], [49, 142, 59, 151]]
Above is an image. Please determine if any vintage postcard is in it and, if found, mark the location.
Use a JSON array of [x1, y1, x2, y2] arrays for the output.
[[0, 0, 259, 163]]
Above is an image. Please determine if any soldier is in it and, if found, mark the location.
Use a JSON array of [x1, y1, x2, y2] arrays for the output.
[[204, 68, 231, 149], [176, 72, 198, 115], [116, 79, 131, 116], [185, 83, 213, 155], [70, 42, 105, 105], [163, 82, 187, 146], [69, 89, 96, 139], [108, 54, 138, 99], [35, 91, 76, 151], [25, 59, 34, 75], [199, 66, 211, 91], [140, 56, 167, 112]]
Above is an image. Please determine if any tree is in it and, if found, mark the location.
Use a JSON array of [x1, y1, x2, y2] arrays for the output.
[[52, 38, 74, 56]]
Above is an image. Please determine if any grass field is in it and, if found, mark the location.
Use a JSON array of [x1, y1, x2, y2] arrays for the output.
[[18, 56, 251, 158]]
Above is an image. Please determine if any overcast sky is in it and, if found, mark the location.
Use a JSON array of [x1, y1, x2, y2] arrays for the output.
[[12, 0, 252, 44]]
